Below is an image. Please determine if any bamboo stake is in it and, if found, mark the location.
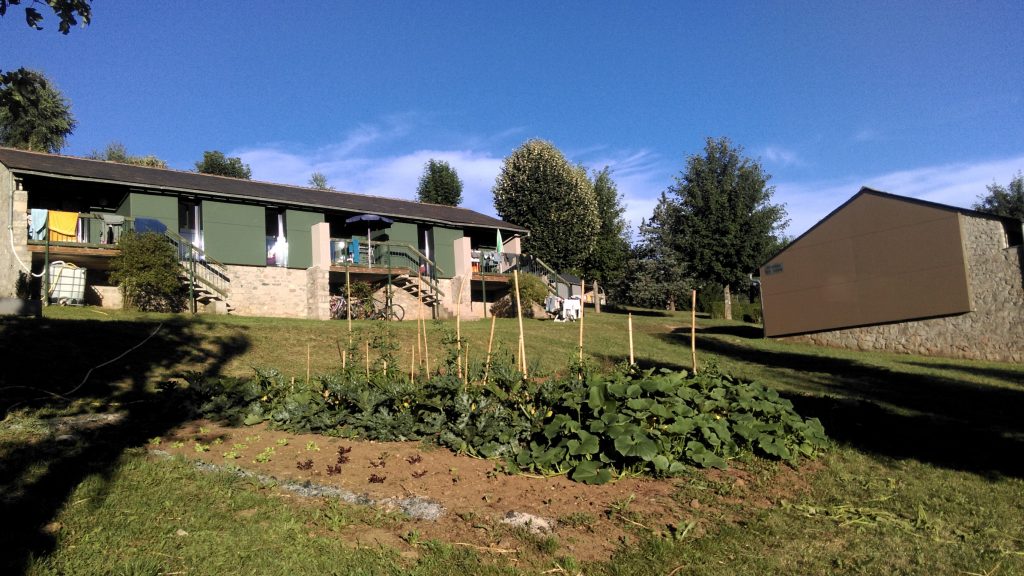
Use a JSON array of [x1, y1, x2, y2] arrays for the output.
[[628, 312, 634, 366], [342, 349, 346, 370], [463, 342, 470, 387], [346, 266, 352, 339], [416, 275, 423, 363], [691, 289, 698, 374], [422, 314, 430, 374], [365, 341, 370, 378], [383, 359, 388, 379], [306, 343, 311, 386], [578, 278, 585, 364], [513, 270, 527, 378], [483, 311, 497, 385], [456, 276, 464, 379]]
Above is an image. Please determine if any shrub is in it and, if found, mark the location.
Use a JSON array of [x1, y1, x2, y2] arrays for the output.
[[491, 273, 549, 318], [109, 231, 187, 312]]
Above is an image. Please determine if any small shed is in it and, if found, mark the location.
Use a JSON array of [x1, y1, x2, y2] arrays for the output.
[[759, 188, 1023, 362]]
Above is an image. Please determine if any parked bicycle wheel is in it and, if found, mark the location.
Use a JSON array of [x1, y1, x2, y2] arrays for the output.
[[386, 303, 405, 321]]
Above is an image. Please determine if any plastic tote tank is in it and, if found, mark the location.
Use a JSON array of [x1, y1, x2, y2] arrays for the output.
[[48, 262, 87, 305]]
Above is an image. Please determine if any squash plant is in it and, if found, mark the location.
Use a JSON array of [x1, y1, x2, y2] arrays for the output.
[[165, 357, 827, 485]]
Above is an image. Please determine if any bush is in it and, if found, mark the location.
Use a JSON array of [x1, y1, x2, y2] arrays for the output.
[[109, 231, 187, 312], [490, 273, 549, 318], [710, 299, 762, 323]]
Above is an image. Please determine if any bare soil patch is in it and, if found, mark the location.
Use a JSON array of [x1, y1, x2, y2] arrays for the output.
[[154, 420, 817, 564]]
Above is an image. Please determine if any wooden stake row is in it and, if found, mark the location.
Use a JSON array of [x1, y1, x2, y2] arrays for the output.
[[312, 285, 699, 386]]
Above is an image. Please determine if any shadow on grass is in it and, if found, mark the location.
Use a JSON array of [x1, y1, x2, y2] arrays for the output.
[[652, 327, 1024, 478], [0, 315, 249, 575], [903, 360, 1024, 387]]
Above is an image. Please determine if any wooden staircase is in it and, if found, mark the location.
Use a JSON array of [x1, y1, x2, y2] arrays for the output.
[[166, 230, 233, 314], [392, 273, 442, 308]]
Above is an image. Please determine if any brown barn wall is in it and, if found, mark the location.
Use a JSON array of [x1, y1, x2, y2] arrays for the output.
[[762, 193, 972, 337], [782, 215, 1023, 362]]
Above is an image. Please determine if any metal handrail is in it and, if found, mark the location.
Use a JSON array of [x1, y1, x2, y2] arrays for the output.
[[162, 228, 231, 298], [377, 242, 446, 298]]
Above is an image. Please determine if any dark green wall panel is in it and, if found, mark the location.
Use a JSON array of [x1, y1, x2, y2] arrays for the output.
[[432, 226, 463, 279], [203, 201, 265, 265], [285, 209, 324, 269], [129, 193, 176, 233]]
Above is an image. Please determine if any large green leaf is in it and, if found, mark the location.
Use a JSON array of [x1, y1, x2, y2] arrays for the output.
[[570, 460, 613, 485], [568, 430, 600, 455]]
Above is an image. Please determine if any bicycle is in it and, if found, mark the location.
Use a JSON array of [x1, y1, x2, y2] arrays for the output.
[[329, 294, 403, 321], [368, 296, 405, 321]]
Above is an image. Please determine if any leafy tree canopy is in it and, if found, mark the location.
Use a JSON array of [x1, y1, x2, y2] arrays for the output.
[[417, 159, 463, 206], [666, 137, 787, 318], [623, 192, 691, 310], [195, 150, 252, 179], [582, 167, 631, 300], [308, 172, 334, 190], [0, 67, 76, 153], [973, 172, 1024, 221], [87, 141, 167, 168], [493, 139, 599, 272], [0, 0, 90, 33]]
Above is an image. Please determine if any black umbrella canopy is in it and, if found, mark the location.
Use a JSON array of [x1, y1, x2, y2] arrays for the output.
[[345, 214, 394, 225]]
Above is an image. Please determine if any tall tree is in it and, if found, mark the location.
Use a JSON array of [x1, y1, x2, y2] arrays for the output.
[[623, 192, 691, 310], [667, 137, 787, 320], [309, 172, 334, 190], [195, 150, 252, 179], [416, 159, 463, 206], [0, 68, 76, 153], [582, 167, 631, 300], [973, 172, 1024, 221], [87, 141, 167, 168], [493, 139, 599, 272], [0, 0, 91, 33]]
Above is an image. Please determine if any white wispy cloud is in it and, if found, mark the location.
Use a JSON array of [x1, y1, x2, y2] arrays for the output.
[[853, 128, 879, 142], [234, 125, 676, 242], [232, 121, 1023, 247], [762, 146, 804, 167], [774, 154, 1024, 238]]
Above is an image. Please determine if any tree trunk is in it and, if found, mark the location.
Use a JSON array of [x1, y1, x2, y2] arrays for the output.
[[723, 284, 733, 320], [593, 280, 601, 313], [667, 295, 676, 312]]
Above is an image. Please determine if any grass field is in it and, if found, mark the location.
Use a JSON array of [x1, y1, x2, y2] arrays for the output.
[[2, 306, 1022, 575]]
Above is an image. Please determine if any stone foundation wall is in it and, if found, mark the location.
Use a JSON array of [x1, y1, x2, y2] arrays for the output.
[[86, 285, 123, 309], [785, 215, 1024, 362], [0, 170, 31, 298], [224, 264, 311, 318], [306, 267, 330, 321]]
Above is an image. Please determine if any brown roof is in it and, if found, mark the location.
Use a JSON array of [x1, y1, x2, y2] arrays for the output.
[[0, 147, 527, 233]]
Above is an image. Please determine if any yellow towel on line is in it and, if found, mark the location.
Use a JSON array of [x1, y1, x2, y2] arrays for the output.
[[48, 211, 79, 242]]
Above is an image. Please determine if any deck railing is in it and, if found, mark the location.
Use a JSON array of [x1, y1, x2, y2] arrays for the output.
[[28, 212, 231, 300]]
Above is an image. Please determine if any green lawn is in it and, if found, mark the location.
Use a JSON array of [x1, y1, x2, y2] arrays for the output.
[[2, 306, 1022, 575]]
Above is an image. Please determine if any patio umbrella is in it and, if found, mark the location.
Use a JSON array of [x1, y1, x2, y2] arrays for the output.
[[496, 228, 503, 253], [345, 214, 394, 268]]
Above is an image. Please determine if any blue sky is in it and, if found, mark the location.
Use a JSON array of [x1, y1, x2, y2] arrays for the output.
[[4, 1, 1022, 238]]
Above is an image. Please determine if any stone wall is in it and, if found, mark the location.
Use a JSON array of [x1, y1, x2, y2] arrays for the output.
[[306, 266, 330, 320], [785, 215, 1024, 362], [0, 169, 31, 298], [224, 264, 312, 319]]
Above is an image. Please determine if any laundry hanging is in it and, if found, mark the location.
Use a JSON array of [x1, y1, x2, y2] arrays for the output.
[[48, 211, 79, 242]]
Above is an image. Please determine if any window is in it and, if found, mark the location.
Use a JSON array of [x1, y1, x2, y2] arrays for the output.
[[266, 208, 288, 267]]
